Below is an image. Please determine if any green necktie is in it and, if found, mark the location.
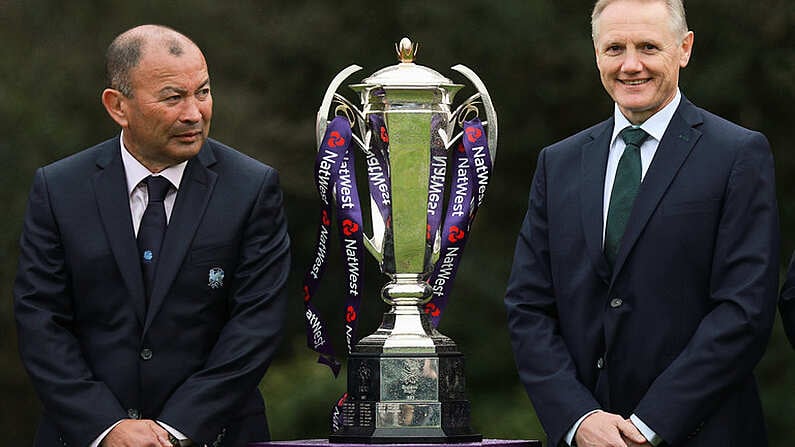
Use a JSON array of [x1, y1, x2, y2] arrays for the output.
[[604, 126, 650, 268]]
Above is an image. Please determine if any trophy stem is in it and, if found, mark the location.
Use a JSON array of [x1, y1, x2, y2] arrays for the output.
[[380, 274, 436, 351]]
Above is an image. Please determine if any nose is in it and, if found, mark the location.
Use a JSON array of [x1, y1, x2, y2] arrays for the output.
[[179, 96, 202, 124], [621, 48, 643, 73]]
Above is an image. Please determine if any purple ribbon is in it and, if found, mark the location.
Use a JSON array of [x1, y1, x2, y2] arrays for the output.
[[331, 392, 348, 433], [366, 115, 395, 272], [426, 114, 448, 260], [367, 114, 392, 222], [425, 118, 492, 327], [335, 148, 365, 356], [302, 116, 357, 376]]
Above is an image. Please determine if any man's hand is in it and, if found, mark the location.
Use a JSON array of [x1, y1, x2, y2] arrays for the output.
[[622, 438, 651, 447], [574, 411, 648, 447], [101, 419, 172, 447], [622, 418, 652, 446]]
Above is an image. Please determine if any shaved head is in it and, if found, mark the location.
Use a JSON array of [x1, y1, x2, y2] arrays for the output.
[[105, 24, 200, 97]]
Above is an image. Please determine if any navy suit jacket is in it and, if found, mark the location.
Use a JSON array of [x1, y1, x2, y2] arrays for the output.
[[504, 98, 779, 446], [14, 137, 290, 447]]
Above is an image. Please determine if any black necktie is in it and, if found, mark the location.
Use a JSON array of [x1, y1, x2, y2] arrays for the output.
[[604, 126, 650, 268], [137, 175, 171, 305]]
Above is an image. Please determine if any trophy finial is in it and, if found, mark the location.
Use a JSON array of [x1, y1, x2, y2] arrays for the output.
[[396, 37, 418, 63]]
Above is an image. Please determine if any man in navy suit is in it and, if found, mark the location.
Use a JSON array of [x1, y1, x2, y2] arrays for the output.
[[779, 256, 795, 348], [14, 25, 290, 447], [504, 1, 778, 446]]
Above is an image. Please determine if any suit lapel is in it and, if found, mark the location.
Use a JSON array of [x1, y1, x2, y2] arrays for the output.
[[144, 144, 218, 333], [93, 140, 147, 324], [580, 119, 613, 285], [609, 100, 703, 284]]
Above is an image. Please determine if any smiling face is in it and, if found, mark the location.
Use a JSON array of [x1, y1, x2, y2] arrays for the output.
[[102, 31, 212, 172], [594, 0, 693, 124]]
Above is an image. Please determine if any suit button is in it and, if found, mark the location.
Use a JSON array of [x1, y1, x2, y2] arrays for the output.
[[610, 298, 623, 308], [596, 357, 605, 369], [140, 348, 153, 360], [128, 408, 141, 419]]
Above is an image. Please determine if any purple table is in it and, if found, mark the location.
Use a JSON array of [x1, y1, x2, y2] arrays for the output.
[[250, 439, 541, 447]]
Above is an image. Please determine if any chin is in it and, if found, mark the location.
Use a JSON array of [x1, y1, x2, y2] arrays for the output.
[[165, 143, 203, 164], [184, 143, 204, 158], [616, 96, 657, 112], [619, 103, 654, 113]]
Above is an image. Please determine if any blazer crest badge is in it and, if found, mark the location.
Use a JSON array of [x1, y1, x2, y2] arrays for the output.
[[208, 267, 224, 289]]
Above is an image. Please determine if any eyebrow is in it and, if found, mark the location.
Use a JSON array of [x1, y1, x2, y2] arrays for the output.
[[158, 78, 211, 96], [600, 41, 625, 49]]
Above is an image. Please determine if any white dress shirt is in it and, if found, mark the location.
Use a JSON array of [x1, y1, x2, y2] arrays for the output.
[[121, 134, 186, 235], [602, 90, 681, 242], [90, 133, 190, 447], [566, 91, 682, 447]]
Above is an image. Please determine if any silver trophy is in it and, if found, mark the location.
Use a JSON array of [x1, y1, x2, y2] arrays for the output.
[[318, 38, 497, 443]]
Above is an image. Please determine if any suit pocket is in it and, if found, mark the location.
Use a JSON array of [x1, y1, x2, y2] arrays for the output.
[[177, 244, 237, 294]]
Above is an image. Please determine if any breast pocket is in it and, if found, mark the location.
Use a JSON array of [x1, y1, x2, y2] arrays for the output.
[[176, 243, 238, 295], [658, 198, 721, 268]]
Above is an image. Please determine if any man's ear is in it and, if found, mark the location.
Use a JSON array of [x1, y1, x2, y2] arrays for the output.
[[101, 88, 128, 128], [680, 31, 695, 68]]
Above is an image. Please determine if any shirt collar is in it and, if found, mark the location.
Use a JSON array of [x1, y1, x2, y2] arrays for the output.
[[611, 89, 682, 146], [119, 131, 188, 195]]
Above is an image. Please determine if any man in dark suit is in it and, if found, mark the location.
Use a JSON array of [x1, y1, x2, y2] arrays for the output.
[[779, 257, 795, 348], [14, 25, 290, 447], [504, 1, 778, 446]]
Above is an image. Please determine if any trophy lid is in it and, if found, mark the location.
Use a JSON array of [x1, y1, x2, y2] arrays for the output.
[[355, 37, 458, 88]]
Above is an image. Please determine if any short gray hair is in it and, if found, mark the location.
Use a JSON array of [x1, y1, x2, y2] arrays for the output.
[[591, 0, 688, 42], [104, 24, 191, 97]]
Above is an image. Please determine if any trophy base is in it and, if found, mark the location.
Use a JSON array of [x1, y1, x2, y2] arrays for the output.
[[329, 300, 479, 444]]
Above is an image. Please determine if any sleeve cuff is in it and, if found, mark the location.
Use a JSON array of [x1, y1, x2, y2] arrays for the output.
[[90, 420, 123, 447], [565, 410, 602, 446], [629, 414, 663, 446], [157, 420, 190, 441]]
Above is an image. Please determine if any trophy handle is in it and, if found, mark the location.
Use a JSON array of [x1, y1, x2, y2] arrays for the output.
[[316, 64, 363, 149], [450, 64, 498, 161]]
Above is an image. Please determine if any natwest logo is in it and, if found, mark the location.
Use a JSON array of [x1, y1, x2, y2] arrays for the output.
[[345, 305, 357, 323], [327, 130, 346, 148], [342, 219, 359, 236], [465, 126, 482, 143], [380, 126, 389, 143], [424, 302, 441, 317], [448, 225, 466, 243], [321, 209, 331, 226]]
